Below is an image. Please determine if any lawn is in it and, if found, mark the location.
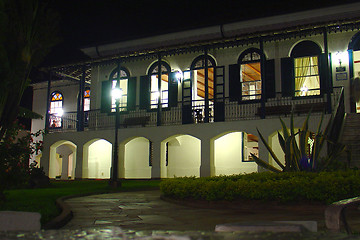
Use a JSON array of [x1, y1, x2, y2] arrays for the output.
[[0, 179, 161, 225]]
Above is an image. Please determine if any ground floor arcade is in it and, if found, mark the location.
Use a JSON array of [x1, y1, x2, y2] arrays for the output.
[[38, 115, 327, 179]]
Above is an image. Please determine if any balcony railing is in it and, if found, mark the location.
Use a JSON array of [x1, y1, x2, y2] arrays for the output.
[[48, 87, 343, 133]]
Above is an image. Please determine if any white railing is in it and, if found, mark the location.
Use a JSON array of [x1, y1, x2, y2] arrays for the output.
[[49, 88, 343, 133]]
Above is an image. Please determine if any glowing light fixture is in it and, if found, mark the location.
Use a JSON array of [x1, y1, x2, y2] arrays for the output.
[[336, 51, 348, 66], [300, 86, 308, 96], [111, 87, 123, 100], [55, 109, 64, 117], [175, 71, 183, 83]]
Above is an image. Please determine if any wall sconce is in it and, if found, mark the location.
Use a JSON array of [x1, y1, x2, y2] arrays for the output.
[[175, 71, 183, 83], [336, 51, 347, 72]]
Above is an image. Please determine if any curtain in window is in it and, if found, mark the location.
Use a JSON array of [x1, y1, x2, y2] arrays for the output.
[[294, 56, 320, 96], [294, 57, 310, 94]]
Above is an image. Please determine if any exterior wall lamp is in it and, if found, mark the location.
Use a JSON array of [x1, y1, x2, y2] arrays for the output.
[[175, 71, 183, 83], [110, 86, 122, 187]]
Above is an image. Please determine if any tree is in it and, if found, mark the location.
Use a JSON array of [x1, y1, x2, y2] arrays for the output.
[[0, 0, 59, 139]]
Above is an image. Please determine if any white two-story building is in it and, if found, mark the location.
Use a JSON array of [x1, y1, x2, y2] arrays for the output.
[[32, 2, 360, 180]]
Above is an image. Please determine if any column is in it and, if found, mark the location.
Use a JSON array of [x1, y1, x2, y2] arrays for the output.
[[151, 140, 161, 179], [75, 145, 84, 179], [200, 138, 211, 177]]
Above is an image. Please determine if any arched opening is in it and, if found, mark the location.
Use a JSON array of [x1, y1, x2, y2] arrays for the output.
[[122, 137, 152, 179], [161, 134, 201, 178], [109, 66, 130, 111], [148, 61, 171, 109], [49, 140, 77, 179], [189, 55, 217, 123], [213, 131, 258, 176], [49, 91, 64, 128], [290, 40, 322, 97], [238, 48, 264, 101], [83, 139, 112, 179]]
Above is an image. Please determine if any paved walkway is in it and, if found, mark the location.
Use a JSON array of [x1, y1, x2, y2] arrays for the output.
[[61, 190, 347, 232]]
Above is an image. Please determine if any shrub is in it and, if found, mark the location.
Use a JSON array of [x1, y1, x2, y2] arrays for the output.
[[0, 121, 44, 200], [160, 171, 360, 204]]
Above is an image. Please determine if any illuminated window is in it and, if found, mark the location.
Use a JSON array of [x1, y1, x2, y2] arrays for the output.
[[148, 61, 170, 108], [238, 49, 262, 100], [191, 55, 215, 101], [294, 56, 320, 96], [84, 89, 90, 111], [49, 91, 63, 128], [110, 67, 129, 112], [291, 40, 322, 97]]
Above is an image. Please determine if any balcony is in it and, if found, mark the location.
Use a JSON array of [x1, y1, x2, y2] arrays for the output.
[[48, 87, 342, 133]]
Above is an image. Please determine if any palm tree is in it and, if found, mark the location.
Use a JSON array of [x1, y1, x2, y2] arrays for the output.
[[0, 0, 59, 139]]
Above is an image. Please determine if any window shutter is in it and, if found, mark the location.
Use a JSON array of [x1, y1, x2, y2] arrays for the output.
[[127, 77, 136, 111], [168, 72, 178, 108], [100, 81, 111, 113], [265, 59, 275, 99], [229, 64, 241, 101], [281, 57, 294, 97], [319, 53, 329, 95], [139, 75, 150, 110]]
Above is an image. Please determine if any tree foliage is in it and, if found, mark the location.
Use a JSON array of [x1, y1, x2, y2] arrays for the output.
[[0, 0, 59, 139]]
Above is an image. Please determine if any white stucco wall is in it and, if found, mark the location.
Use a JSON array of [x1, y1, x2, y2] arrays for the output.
[[87, 139, 112, 179], [166, 135, 201, 178], [124, 137, 151, 179], [214, 132, 257, 176]]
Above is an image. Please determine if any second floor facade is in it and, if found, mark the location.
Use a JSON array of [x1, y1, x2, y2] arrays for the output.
[[31, 2, 360, 134]]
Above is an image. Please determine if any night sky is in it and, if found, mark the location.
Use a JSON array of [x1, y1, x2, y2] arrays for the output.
[[44, 0, 360, 65]]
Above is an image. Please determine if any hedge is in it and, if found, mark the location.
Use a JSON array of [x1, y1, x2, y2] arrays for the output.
[[159, 170, 360, 204]]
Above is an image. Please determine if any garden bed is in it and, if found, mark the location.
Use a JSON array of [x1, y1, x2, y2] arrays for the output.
[[160, 171, 360, 204]]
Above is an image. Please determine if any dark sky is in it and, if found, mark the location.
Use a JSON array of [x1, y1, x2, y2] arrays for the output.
[[44, 0, 360, 65]]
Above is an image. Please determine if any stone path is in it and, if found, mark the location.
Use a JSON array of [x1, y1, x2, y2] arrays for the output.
[[62, 190, 332, 232]]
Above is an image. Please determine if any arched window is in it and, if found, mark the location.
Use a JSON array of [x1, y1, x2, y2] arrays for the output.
[[84, 88, 90, 111], [49, 91, 63, 128], [110, 67, 130, 111], [238, 48, 263, 100], [148, 61, 171, 108], [190, 55, 216, 101], [291, 41, 322, 97]]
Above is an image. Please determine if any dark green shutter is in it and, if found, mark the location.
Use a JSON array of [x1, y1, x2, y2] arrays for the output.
[[328, 53, 333, 93], [182, 70, 193, 124], [139, 75, 150, 110], [281, 57, 294, 97], [265, 59, 275, 99], [168, 72, 178, 108], [229, 64, 241, 101], [100, 81, 112, 113], [214, 66, 225, 122], [127, 77, 136, 110], [319, 53, 329, 95]]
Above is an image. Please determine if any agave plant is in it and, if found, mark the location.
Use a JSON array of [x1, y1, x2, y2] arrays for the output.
[[251, 111, 346, 172]]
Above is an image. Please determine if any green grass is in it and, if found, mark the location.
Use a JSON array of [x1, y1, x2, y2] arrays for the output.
[[0, 179, 161, 225]]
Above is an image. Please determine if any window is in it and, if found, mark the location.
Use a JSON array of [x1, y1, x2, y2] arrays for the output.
[[294, 56, 320, 96], [49, 91, 63, 128], [238, 49, 262, 100], [110, 67, 129, 112], [148, 61, 171, 109], [84, 89, 90, 111], [290, 41, 322, 97], [191, 55, 216, 101]]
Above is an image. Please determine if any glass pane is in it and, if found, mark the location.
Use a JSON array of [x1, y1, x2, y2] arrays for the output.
[[240, 62, 261, 100], [294, 56, 320, 96]]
